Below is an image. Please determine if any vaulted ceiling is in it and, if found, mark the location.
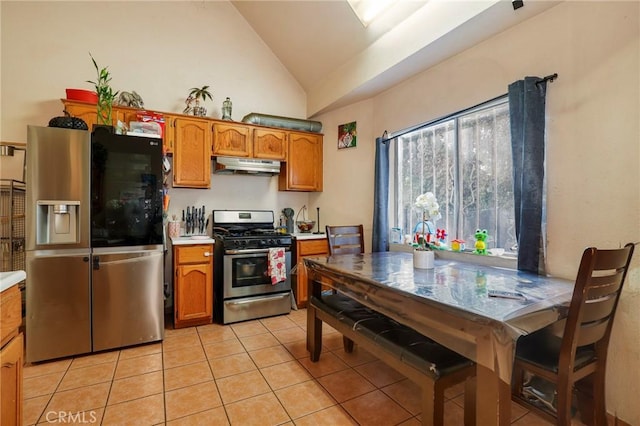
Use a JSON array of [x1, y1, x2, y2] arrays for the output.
[[232, 0, 561, 117]]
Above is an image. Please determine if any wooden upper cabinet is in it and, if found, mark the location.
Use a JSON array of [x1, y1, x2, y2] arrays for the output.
[[61, 100, 323, 191], [171, 117, 212, 188], [253, 128, 287, 160], [62, 100, 99, 129], [212, 123, 252, 157], [112, 105, 139, 128], [63, 99, 136, 130], [163, 114, 179, 154], [279, 131, 323, 191]]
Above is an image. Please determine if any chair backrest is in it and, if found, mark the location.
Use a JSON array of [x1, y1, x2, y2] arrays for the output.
[[325, 225, 365, 255], [559, 243, 635, 370]]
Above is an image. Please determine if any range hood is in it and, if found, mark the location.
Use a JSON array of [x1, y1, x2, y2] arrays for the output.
[[214, 157, 281, 176]]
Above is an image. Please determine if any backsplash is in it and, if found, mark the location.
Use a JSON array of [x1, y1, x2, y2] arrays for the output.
[[165, 159, 309, 234]]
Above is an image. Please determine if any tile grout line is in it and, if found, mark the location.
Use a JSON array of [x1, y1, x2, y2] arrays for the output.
[[24, 310, 552, 426], [31, 356, 75, 425], [199, 321, 232, 425]]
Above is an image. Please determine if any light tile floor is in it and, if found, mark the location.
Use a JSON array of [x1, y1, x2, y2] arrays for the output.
[[24, 309, 565, 425]]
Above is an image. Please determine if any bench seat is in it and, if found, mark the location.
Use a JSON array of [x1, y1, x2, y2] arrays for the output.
[[308, 293, 476, 426]]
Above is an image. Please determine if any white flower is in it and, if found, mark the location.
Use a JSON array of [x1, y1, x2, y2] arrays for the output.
[[414, 192, 441, 222]]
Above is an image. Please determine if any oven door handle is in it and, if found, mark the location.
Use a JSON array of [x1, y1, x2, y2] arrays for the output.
[[225, 248, 288, 255], [227, 293, 290, 305]]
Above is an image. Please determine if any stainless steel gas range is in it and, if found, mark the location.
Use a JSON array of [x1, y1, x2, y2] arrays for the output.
[[212, 210, 293, 324]]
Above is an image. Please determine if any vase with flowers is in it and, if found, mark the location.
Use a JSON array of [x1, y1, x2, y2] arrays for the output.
[[413, 192, 441, 269]]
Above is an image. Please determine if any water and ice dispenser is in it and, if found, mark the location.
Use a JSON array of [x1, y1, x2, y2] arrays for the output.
[[36, 201, 80, 245]]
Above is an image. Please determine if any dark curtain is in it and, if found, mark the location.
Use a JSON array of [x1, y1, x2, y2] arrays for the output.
[[509, 77, 547, 273], [372, 136, 390, 252]]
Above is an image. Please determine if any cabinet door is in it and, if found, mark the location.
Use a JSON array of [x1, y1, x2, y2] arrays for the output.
[[173, 117, 211, 188], [279, 132, 323, 191], [0, 333, 23, 426], [112, 106, 138, 130], [62, 100, 99, 129], [175, 262, 213, 324], [253, 128, 287, 160], [295, 239, 328, 308], [173, 245, 214, 328], [163, 114, 178, 154], [212, 123, 252, 157]]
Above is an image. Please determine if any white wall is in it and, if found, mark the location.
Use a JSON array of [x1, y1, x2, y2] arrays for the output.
[[4, 0, 640, 422], [314, 1, 640, 422], [0, 1, 312, 220], [309, 98, 376, 250]]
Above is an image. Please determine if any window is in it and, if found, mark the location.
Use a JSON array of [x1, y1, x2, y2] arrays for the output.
[[393, 97, 517, 255]]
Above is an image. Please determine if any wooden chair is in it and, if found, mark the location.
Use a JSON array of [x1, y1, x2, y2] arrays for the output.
[[511, 243, 635, 425], [325, 225, 365, 255]]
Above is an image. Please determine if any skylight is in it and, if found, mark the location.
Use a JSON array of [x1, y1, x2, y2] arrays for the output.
[[347, 0, 399, 27]]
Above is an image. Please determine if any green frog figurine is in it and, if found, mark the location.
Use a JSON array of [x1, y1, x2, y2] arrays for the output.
[[473, 229, 488, 255]]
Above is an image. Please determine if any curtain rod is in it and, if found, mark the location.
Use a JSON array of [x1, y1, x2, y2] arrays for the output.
[[380, 73, 558, 143], [536, 73, 558, 86], [380, 93, 508, 143]]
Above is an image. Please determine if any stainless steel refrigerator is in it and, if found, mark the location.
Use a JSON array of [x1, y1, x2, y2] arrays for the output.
[[26, 126, 164, 363]]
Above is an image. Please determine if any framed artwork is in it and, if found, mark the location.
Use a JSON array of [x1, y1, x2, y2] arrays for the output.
[[338, 121, 357, 149]]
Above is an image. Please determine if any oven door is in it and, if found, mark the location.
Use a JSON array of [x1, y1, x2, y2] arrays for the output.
[[223, 249, 291, 299]]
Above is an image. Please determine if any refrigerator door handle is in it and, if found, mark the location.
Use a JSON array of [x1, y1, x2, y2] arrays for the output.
[[93, 256, 100, 270]]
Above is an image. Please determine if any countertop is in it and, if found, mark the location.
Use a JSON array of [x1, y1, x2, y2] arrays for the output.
[[292, 232, 327, 240], [171, 236, 216, 245], [0, 270, 26, 293]]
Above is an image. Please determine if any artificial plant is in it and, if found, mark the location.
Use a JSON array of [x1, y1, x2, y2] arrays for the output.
[[87, 53, 118, 125]]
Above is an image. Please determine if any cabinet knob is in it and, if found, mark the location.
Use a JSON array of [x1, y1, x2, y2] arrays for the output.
[[204, 252, 211, 257]]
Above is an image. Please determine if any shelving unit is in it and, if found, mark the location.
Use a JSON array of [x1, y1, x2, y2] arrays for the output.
[[0, 179, 26, 281]]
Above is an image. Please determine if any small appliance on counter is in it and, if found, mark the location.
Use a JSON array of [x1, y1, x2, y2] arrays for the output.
[[282, 208, 294, 234]]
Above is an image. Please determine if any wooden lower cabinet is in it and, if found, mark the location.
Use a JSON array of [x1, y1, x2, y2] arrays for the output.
[[173, 244, 214, 328], [0, 284, 23, 426], [1, 334, 23, 426], [293, 238, 328, 308]]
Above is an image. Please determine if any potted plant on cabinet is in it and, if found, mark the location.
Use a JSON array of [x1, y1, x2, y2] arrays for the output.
[[87, 53, 118, 127], [184, 86, 213, 117]]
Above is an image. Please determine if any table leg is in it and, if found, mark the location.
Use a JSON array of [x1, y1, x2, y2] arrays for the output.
[[306, 305, 322, 362], [476, 364, 511, 425]]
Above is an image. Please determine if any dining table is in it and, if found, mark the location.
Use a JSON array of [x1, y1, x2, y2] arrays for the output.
[[304, 251, 574, 425]]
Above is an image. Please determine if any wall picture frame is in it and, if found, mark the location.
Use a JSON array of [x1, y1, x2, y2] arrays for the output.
[[338, 121, 357, 149]]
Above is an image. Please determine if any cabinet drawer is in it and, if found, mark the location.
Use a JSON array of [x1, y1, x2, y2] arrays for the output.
[[175, 245, 213, 264], [0, 286, 21, 347], [298, 239, 328, 256]]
